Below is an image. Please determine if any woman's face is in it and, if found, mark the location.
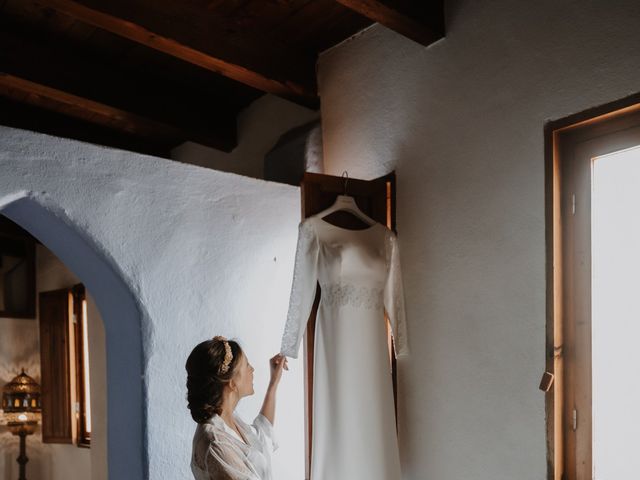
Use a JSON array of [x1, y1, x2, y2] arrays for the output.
[[232, 352, 255, 398]]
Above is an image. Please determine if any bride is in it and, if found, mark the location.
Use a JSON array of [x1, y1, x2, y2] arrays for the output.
[[187, 336, 287, 480]]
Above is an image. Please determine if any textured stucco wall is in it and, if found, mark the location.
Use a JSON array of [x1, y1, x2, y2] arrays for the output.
[[318, 1, 640, 479], [0, 126, 303, 479], [172, 94, 319, 179]]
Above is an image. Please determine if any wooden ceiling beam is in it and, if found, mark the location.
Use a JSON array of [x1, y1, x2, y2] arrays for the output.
[[0, 96, 173, 158], [32, 0, 319, 108], [0, 25, 237, 151], [0, 73, 235, 152], [334, 0, 444, 46]]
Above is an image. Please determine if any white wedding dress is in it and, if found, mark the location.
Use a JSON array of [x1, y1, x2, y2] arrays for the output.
[[281, 216, 408, 480]]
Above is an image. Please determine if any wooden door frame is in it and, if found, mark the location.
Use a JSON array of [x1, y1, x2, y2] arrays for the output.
[[545, 93, 640, 480]]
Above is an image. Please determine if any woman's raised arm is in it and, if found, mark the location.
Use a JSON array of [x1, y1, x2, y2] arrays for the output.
[[259, 353, 287, 424]]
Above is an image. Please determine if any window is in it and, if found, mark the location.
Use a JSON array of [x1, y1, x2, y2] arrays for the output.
[[546, 97, 640, 479], [73, 284, 91, 447]]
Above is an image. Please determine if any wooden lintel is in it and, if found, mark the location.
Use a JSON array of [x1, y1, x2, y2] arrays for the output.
[[33, 0, 319, 108], [0, 73, 235, 152], [335, 0, 444, 47]]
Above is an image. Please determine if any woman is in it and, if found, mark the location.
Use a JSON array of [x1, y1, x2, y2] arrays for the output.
[[186, 336, 288, 480]]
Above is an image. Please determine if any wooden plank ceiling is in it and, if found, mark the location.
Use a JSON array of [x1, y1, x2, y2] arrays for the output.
[[0, 0, 444, 158]]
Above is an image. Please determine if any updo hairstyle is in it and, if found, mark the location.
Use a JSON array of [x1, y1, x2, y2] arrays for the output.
[[186, 337, 243, 423]]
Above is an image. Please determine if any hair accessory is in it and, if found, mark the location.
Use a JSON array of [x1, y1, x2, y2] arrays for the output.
[[213, 336, 233, 374]]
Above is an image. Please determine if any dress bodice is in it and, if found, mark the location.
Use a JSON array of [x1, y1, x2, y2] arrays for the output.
[[314, 220, 387, 289], [280, 216, 408, 359]]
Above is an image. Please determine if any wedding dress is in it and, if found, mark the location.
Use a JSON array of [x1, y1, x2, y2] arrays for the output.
[[281, 216, 408, 479], [191, 413, 277, 480]]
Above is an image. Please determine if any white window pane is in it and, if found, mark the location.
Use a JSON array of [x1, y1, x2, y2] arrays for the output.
[[82, 299, 92, 434], [592, 145, 640, 479]]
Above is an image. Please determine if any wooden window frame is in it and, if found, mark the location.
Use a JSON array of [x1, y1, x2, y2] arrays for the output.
[[545, 94, 640, 480], [72, 284, 91, 447]]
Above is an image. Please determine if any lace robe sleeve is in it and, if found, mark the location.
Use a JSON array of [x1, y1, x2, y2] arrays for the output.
[[280, 220, 319, 358], [383, 230, 409, 356], [251, 414, 278, 452]]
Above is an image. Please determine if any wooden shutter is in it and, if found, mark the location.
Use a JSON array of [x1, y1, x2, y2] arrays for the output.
[[39, 288, 73, 443], [300, 171, 396, 478]]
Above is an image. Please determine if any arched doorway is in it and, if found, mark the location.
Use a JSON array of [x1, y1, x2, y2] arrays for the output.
[[0, 195, 146, 480]]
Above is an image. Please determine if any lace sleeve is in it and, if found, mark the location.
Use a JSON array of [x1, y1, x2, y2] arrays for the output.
[[280, 220, 319, 358], [252, 414, 278, 452], [383, 230, 409, 356]]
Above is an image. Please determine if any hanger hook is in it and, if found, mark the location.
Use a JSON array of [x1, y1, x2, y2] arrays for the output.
[[342, 171, 349, 195]]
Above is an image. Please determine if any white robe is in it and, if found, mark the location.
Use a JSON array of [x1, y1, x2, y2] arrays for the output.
[[191, 413, 277, 480], [281, 216, 408, 479]]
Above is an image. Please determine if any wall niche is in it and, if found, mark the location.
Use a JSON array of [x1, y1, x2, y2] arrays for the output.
[[0, 216, 36, 319]]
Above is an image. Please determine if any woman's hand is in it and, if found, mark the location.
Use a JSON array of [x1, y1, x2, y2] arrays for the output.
[[268, 353, 288, 387]]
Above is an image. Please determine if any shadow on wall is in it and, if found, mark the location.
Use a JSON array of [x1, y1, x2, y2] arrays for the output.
[[0, 195, 147, 480]]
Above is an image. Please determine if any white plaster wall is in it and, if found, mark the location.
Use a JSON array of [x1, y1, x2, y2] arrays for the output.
[[318, 2, 640, 479], [0, 126, 304, 480], [172, 93, 319, 178]]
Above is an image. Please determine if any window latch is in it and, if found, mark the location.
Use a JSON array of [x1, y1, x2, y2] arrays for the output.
[[539, 371, 554, 392]]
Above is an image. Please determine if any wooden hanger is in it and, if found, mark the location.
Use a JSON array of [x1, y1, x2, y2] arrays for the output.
[[312, 172, 377, 226]]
